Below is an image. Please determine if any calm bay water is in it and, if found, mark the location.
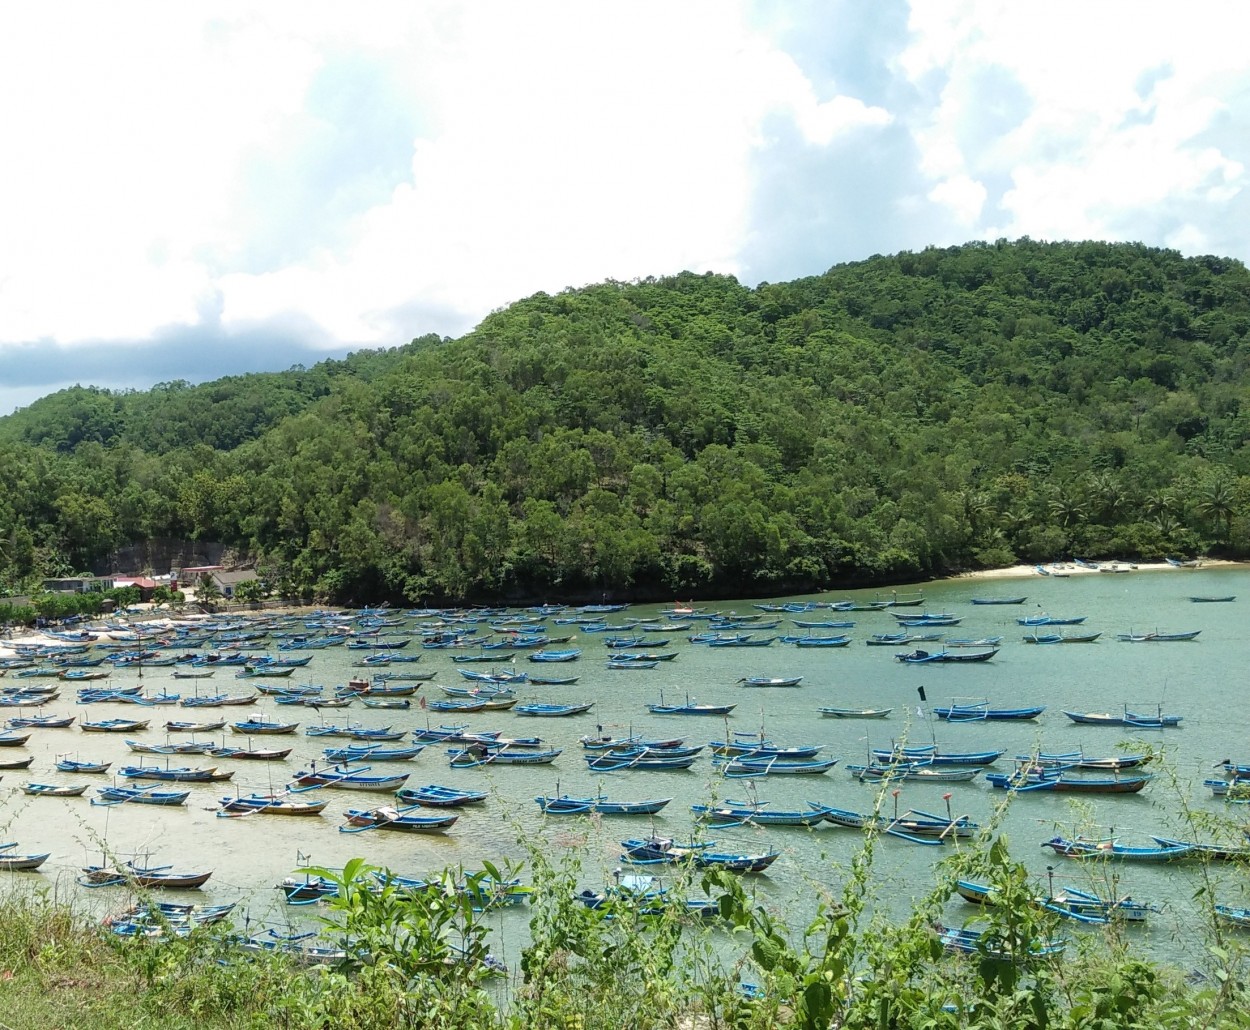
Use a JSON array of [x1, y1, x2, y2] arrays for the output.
[[3, 564, 1248, 965]]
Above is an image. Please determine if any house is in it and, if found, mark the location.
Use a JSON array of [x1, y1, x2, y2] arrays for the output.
[[112, 576, 159, 602], [203, 569, 259, 599], [41, 576, 114, 594]]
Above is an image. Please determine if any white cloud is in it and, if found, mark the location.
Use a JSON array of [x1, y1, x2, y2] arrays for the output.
[[2, 0, 1250, 414]]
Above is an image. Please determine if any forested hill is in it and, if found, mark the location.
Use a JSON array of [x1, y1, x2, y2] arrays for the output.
[[2, 239, 1249, 605]]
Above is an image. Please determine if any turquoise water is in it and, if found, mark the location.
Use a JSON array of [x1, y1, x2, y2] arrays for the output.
[[2, 564, 1247, 966]]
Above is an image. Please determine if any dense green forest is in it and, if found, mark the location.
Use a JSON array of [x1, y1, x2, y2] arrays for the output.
[[2, 239, 1248, 604]]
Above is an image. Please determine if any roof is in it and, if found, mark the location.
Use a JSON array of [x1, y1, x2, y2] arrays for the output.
[[208, 570, 259, 586], [114, 577, 158, 589]]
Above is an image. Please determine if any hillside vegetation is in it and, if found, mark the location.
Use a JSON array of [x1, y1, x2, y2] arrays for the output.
[[2, 239, 1248, 604]]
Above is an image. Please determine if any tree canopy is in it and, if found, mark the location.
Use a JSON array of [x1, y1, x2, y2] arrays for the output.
[[2, 240, 1248, 604]]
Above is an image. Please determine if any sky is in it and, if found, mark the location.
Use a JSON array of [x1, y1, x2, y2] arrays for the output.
[[1, 1, 1246, 415]]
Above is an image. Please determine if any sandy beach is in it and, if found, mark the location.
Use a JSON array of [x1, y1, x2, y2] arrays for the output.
[[953, 558, 1244, 581]]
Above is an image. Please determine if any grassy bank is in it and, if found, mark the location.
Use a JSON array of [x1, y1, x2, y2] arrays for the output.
[[4, 829, 1250, 1030]]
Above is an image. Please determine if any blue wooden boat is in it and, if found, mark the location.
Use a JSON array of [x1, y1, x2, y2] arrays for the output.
[[985, 767, 1152, 793], [528, 674, 581, 686], [606, 659, 658, 670], [1041, 835, 1191, 860], [970, 597, 1027, 605], [527, 649, 582, 663], [93, 785, 191, 807], [710, 733, 821, 759], [514, 702, 595, 717], [1016, 750, 1151, 771], [791, 635, 852, 647], [811, 805, 946, 844], [322, 744, 424, 762], [715, 755, 838, 777], [80, 718, 150, 733], [55, 757, 110, 773], [1149, 835, 1250, 861], [120, 764, 233, 783], [9, 714, 74, 729], [814, 803, 977, 839], [536, 794, 672, 815], [580, 732, 688, 751], [706, 637, 776, 648], [292, 766, 410, 792], [865, 632, 944, 646], [691, 801, 826, 827], [846, 762, 981, 783], [395, 784, 488, 807], [1115, 629, 1201, 642], [932, 701, 1045, 721], [1190, 595, 1235, 603], [1062, 707, 1182, 728], [945, 636, 1005, 648], [1214, 905, 1250, 929], [230, 718, 298, 734], [818, 706, 892, 719], [458, 669, 527, 684]]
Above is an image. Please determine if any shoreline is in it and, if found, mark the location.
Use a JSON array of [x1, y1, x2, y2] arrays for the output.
[[947, 558, 1244, 583]]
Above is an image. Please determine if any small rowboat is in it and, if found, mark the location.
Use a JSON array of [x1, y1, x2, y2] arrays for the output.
[[985, 767, 1152, 793], [1062, 708, 1182, 728], [206, 745, 294, 760], [396, 784, 488, 807], [691, 801, 826, 827], [1215, 905, 1250, 928], [0, 731, 32, 747], [871, 746, 1002, 767], [818, 707, 892, 719], [956, 879, 1157, 923], [1190, 596, 1235, 603], [7, 714, 75, 728], [322, 744, 424, 762], [22, 782, 89, 797], [340, 805, 458, 833]]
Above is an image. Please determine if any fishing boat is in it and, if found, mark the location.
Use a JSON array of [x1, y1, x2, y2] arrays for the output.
[[818, 707, 892, 719], [79, 864, 212, 889], [21, 782, 88, 797], [1023, 631, 1102, 643], [0, 756, 34, 770], [1062, 706, 1182, 728], [647, 695, 737, 716], [620, 835, 779, 873], [218, 794, 330, 816], [340, 805, 458, 833], [7, 713, 74, 728], [1017, 613, 1087, 626], [1115, 629, 1201, 642], [955, 878, 1158, 923], [846, 763, 981, 784], [80, 718, 150, 733], [526, 675, 581, 686], [93, 785, 191, 807], [1214, 904, 1250, 929], [514, 702, 595, 717], [527, 649, 582, 663], [715, 755, 838, 776], [812, 803, 977, 840], [1041, 835, 1192, 861], [985, 765, 1152, 793], [895, 648, 998, 663], [164, 719, 227, 733], [870, 745, 1003, 767], [230, 718, 299, 735], [536, 794, 672, 815], [0, 850, 50, 871], [448, 745, 562, 768], [935, 923, 1066, 958], [1190, 595, 1235, 603], [945, 636, 1006, 648], [865, 633, 944, 646], [737, 676, 802, 688], [54, 757, 110, 773], [206, 744, 294, 760], [395, 784, 488, 807], [691, 800, 827, 827], [291, 766, 410, 792], [321, 744, 424, 762], [0, 731, 32, 747], [120, 764, 234, 783], [1014, 750, 1152, 771], [969, 597, 1027, 605], [585, 751, 699, 771], [932, 699, 1044, 721]]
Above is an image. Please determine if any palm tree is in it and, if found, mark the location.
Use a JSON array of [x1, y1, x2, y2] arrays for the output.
[[1196, 476, 1237, 544]]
